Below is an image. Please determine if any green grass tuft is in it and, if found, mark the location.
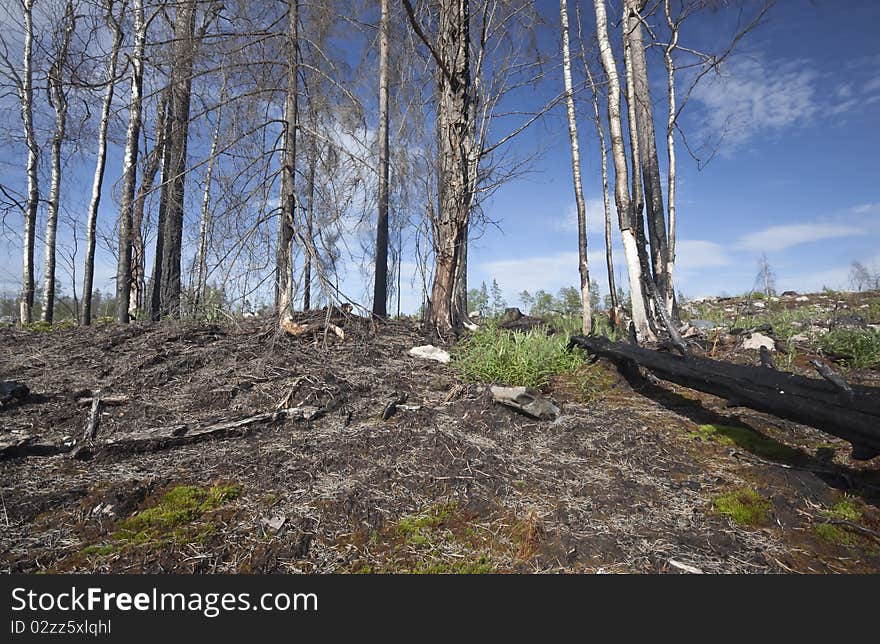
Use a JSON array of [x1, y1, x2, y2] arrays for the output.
[[452, 324, 585, 388], [820, 328, 880, 369]]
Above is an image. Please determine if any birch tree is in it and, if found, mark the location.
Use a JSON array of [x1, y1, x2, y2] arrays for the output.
[[15, 0, 40, 324], [372, 0, 390, 317], [82, 0, 125, 325], [115, 0, 146, 323], [592, 0, 654, 340], [559, 0, 591, 333], [42, 0, 76, 323]]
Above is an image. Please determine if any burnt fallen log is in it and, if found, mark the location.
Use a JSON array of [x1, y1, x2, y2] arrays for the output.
[[568, 335, 880, 460]]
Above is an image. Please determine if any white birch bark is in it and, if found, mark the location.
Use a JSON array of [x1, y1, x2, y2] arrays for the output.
[[372, 0, 390, 317], [592, 0, 653, 340], [559, 0, 591, 333], [664, 0, 678, 313], [82, 4, 124, 325], [42, 0, 75, 323], [193, 82, 225, 317], [115, 0, 146, 323], [19, 0, 38, 324]]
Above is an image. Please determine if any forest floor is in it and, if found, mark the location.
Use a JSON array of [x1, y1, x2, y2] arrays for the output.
[[2, 291, 880, 574]]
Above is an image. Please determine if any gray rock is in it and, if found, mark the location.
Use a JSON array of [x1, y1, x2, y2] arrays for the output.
[[490, 386, 560, 420], [742, 332, 775, 351], [408, 345, 451, 363]]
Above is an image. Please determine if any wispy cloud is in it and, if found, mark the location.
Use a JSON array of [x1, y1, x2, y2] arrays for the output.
[[675, 240, 732, 269], [736, 223, 866, 252], [691, 56, 818, 150]]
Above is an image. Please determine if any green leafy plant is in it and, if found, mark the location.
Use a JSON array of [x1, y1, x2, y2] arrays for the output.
[[820, 328, 880, 368]]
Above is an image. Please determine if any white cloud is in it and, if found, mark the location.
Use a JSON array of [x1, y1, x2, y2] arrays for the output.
[[551, 198, 611, 234], [736, 223, 865, 252], [675, 240, 732, 269], [691, 56, 818, 150]]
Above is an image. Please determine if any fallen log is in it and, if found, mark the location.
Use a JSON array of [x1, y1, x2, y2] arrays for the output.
[[79, 407, 314, 458], [568, 335, 880, 460]]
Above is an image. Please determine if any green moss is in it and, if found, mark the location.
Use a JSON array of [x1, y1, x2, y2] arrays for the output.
[[813, 497, 867, 546], [83, 483, 241, 557], [713, 487, 771, 527], [412, 554, 495, 574], [80, 543, 120, 557], [695, 424, 800, 462], [395, 502, 457, 546]]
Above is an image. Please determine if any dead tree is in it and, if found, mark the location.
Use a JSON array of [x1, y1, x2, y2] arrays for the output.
[[559, 0, 592, 334], [115, 0, 147, 323], [569, 335, 880, 460], [592, 0, 654, 340], [276, 0, 299, 324], [151, 0, 197, 320], [372, 0, 391, 317], [402, 0, 474, 335], [83, 0, 126, 325], [41, 0, 76, 323]]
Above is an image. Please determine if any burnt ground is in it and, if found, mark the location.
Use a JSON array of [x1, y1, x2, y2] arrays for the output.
[[1, 313, 879, 574]]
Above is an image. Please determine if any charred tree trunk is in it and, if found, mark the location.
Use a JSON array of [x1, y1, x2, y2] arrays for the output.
[[372, 0, 391, 317], [430, 0, 473, 336], [154, 1, 196, 319], [130, 89, 168, 319], [303, 111, 316, 312], [626, 0, 670, 314], [569, 335, 880, 460]]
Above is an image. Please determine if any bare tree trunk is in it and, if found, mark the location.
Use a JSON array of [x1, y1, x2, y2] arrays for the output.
[[664, 0, 678, 315], [193, 84, 224, 317], [155, 0, 196, 319], [576, 2, 617, 316], [276, 0, 299, 324], [131, 90, 168, 319], [559, 0, 591, 334], [83, 4, 124, 326], [18, 0, 39, 324], [42, 1, 75, 324], [426, 0, 473, 336], [372, 0, 390, 317], [626, 0, 669, 311], [303, 112, 316, 312], [592, 0, 654, 341], [116, 0, 146, 323]]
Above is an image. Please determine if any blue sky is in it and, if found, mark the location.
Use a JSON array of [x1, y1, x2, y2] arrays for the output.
[[464, 0, 880, 311], [1, 0, 878, 315]]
